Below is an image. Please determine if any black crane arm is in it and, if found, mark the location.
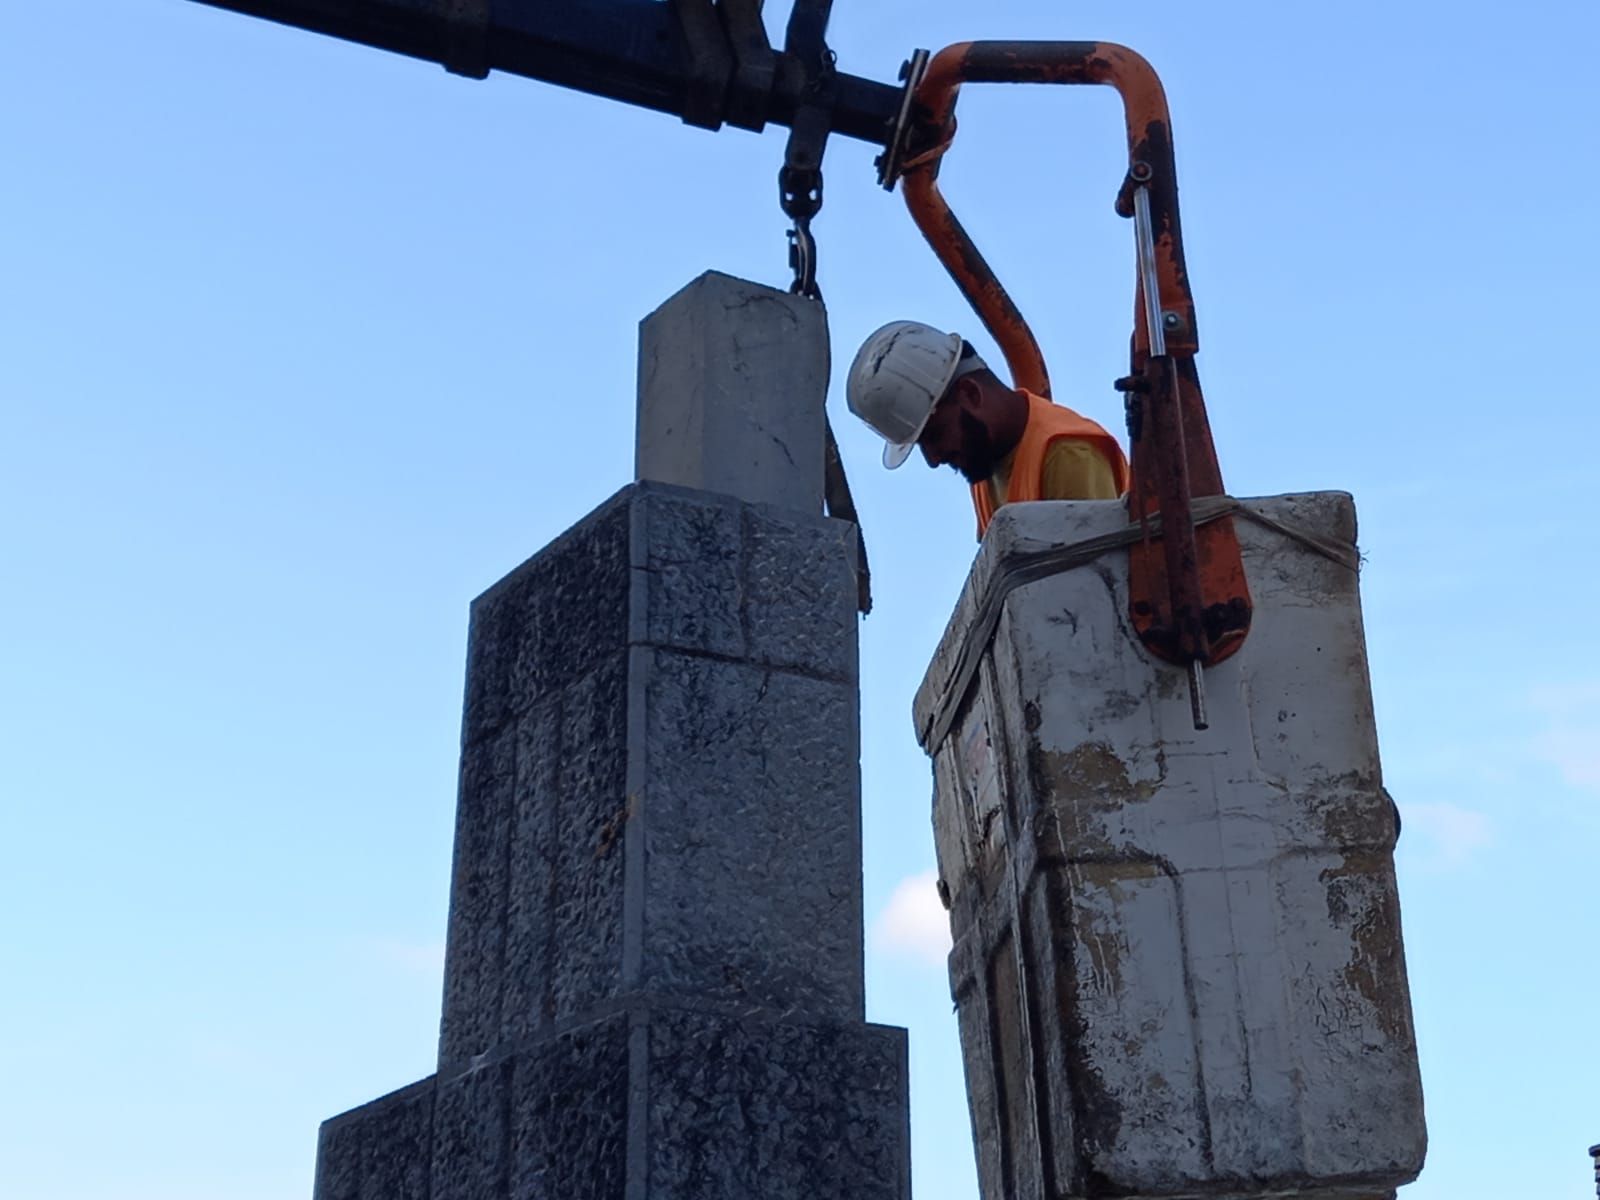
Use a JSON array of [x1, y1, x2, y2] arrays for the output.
[[188, 0, 901, 145]]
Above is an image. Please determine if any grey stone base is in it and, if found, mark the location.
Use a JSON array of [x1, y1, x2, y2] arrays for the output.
[[314, 1005, 910, 1200], [320, 476, 908, 1199]]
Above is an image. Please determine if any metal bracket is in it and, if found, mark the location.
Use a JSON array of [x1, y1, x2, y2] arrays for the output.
[[876, 48, 929, 189], [441, 0, 490, 79], [717, 0, 776, 132], [670, 0, 734, 130]]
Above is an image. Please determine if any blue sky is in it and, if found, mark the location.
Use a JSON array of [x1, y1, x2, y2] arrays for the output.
[[3, 1, 1597, 1197]]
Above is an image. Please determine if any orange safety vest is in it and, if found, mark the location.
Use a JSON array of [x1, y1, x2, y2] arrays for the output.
[[971, 391, 1131, 538]]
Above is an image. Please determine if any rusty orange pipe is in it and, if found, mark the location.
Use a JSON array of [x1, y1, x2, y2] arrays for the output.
[[902, 41, 1200, 385], [900, 169, 1051, 396], [898, 40, 1252, 683]]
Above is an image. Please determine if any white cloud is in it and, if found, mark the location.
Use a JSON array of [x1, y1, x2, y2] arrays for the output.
[[1527, 682, 1600, 793], [871, 870, 952, 967], [1401, 801, 1492, 867]]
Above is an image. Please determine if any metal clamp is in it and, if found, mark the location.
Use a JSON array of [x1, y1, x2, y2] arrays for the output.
[[876, 48, 930, 189]]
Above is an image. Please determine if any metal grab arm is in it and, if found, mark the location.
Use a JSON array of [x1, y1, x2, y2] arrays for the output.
[[891, 41, 1252, 719], [898, 40, 1198, 390]]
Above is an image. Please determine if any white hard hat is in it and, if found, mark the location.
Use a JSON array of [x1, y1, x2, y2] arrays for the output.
[[846, 320, 966, 468]]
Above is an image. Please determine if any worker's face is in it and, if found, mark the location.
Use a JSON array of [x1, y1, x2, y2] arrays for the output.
[[918, 381, 999, 483]]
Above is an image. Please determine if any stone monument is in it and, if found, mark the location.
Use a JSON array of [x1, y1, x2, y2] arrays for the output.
[[311, 271, 911, 1199]]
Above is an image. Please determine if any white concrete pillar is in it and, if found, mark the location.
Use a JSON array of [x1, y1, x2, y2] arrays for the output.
[[915, 493, 1426, 1200], [635, 270, 828, 515]]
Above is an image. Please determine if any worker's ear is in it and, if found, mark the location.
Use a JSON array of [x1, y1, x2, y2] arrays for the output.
[[951, 374, 984, 412]]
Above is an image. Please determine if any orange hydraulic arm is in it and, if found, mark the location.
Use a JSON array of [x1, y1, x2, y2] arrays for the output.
[[880, 40, 1252, 728]]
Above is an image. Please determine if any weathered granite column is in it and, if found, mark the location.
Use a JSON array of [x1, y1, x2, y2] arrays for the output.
[[312, 272, 911, 1200]]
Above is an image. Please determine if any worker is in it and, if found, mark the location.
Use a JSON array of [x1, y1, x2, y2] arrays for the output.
[[846, 321, 1130, 538]]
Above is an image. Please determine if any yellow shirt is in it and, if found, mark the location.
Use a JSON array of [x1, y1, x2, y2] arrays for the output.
[[987, 437, 1121, 510]]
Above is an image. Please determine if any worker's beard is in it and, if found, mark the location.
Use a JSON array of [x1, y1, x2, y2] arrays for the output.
[[953, 409, 998, 484]]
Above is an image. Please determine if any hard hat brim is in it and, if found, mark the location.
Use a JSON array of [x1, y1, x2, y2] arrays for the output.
[[883, 439, 917, 470], [881, 331, 961, 471]]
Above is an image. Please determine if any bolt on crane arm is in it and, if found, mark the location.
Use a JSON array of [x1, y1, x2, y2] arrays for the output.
[[188, 0, 902, 145]]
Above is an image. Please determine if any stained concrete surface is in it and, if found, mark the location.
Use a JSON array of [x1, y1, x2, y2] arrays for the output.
[[916, 494, 1425, 1200]]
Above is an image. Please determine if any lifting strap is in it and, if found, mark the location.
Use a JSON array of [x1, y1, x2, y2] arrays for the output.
[[918, 497, 1359, 752]]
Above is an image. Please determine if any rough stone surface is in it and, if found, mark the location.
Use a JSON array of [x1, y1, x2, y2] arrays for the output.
[[439, 483, 866, 1070], [501, 699, 559, 1047], [319, 470, 906, 1199], [549, 652, 631, 1028], [644, 1008, 910, 1199], [636, 649, 862, 1014], [508, 1015, 632, 1200], [316, 1008, 907, 1200], [915, 494, 1426, 1200], [743, 503, 859, 681], [635, 271, 827, 515], [437, 724, 518, 1069], [462, 496, 632, 748], [431, 1058, 514, 1200], [635, 489, 745, 659], [313, 1078, 435, 1200]]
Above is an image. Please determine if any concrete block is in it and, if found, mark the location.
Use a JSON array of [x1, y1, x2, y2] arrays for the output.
[[636, 648, 862, 1016], [915, 494, 1425, 1200], [548, 651, 631, 1026], [439, 483, 867, 1068], [508, 1015, 632, 1200], [643, 1007, 910, 1199], [500, 698, 559, 1046], [636, 272, 827, 515], [633, 486, 746, 660], [507, 499, 633, 729], [743, 502, 859, 681], [431, 1060, 514, 1200], [313, 1078, 436, 1200], [463, 493, 632, 746], [319, 1006, 907, 1200], [437, 724, 517, 1067], [628, 485, 858, 679], [312, 1107, 364, 1200]]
